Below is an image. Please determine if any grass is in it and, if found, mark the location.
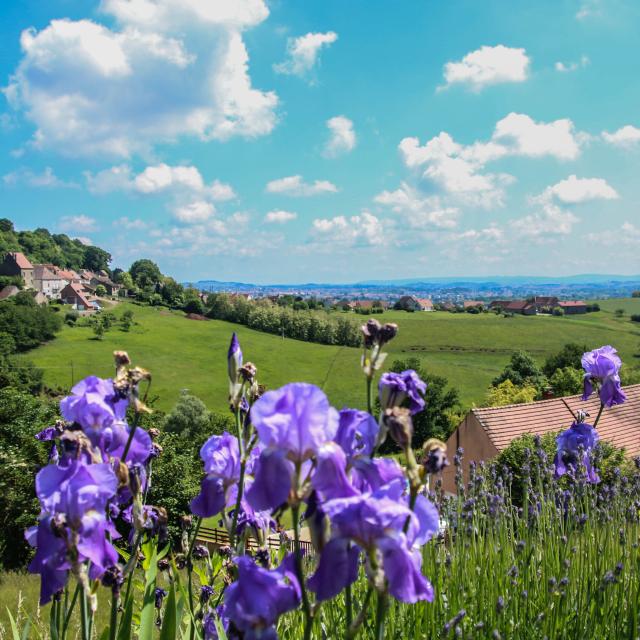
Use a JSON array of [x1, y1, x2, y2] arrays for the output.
[[19, 298, 640, 413]]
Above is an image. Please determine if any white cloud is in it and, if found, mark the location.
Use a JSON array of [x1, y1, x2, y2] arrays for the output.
[[512, 201, 579, 237], [441, 45, 530, 91], [3, 166, 76, 188], [576, 0, 602, 20], [4, 1, 278, 157], [374, 182, 459, 229], [311, 211, 388, 247], [266, 175, 338, 197], [585, 221, 640, 246], [75, 236, 93, 245], [173, 200, 215, 223], [602, 125, 640, 147], [85, 164, 133, 194], [492, 113, 581, 160], [264, 210, 297, 223], [59, 214, 99, 232], [323, 116, 356, 157], [555, 55, 589, 73], [274, 31, 337, 78], [540, 175, 618, 204], [114, 216, 148, 230], [135, 163, 204, 193]]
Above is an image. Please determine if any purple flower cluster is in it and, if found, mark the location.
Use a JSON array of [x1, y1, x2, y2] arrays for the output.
[[379, 369, 427, 415], [28, 369, 154, 604], [554, 421, 600, 484]]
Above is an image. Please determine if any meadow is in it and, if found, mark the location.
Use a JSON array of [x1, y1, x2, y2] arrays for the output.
[[21, 298, 640, 412]]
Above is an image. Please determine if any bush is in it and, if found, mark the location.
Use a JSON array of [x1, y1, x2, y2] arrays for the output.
[[486, 379, 537, 406], [543, 343, 589, 378], [615, 308, 625, 318], [552, 306, 564, 316], [549, 366, 583, 397], [64, 310, 79, 326], [0, 296, 62, 351], [630, 314, 640, 323], [492, 350, 547, 395]]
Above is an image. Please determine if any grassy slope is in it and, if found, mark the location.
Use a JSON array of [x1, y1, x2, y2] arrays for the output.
[[20, 299, 640, 412]]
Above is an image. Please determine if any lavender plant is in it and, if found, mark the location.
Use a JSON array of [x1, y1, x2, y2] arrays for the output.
[[15, 334, 639, 640]]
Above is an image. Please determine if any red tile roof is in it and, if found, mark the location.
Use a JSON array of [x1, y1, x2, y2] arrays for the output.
[[558, 300, 586, 307], [10, 252, 33, 269], [505, 300, 530, 310], [416, 298, 433, 308], [472, 385, 640, 457]]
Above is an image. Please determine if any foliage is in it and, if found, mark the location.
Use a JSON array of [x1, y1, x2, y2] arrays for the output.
[[121, 309, 134, 332], [632, 290, 640, 298], [492, 350, 547, 395], [486, 379, 538, 406], [614, 308, 625, 318], [206, 293, 362, 347], [543, 342, 589, 377], [94, 284, 107, 297], [0, 295, 62, 351], [0, 218, 111, 272], [0, 356, 44, 394], [630, 314, 640, 323], [0, 387, 56, 568], [549, 366, 583, 397], [162, 390, 230, 441], [130, 259, 163, 289]]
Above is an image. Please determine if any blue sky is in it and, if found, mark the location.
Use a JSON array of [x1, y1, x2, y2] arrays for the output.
[[1, 0, 639, 283]]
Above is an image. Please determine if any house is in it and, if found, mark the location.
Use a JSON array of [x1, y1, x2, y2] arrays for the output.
[[59, 282, 93, 311], [0, 285, 20, 300], [396, 295, 433, 311], [441, 384, 640, 493], [505, 300, 537, 315], [441, 301, 456, 311], [90, 275, 121, 297], [352, 300, 389, 311], [558, 300, 587, 315], [463, 300, 485, 310], [533, 296, 559, 311], [0, 252, 34, 288], [489, 300, 512, 310], [33, 265, 68, 299], [30, 290, 48, 305]]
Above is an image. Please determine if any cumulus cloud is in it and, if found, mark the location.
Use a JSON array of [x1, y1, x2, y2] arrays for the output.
[[584, 221, 640, 246], [4, 1, 278, 157], [441, 45, 530, 91], [274, 31, 337, 78], [374, 182, 459, 229], [114, 216, 148, 230], [323, 116, 356, 157], [173, 200, 215, 223], [265, 175, 338, 197], [602, 125, 640, 147], [3, 166, 76, 188], [512, 201, 579, 238], [264, 210, 297, 223], [59, 214, 99, 232], [539, 175, 618, 204], [311, 211, 388, 247]]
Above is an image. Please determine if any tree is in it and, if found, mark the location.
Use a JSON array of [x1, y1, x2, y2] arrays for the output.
[[385, 357, 461, 446], [91, 316, 105, 340], [614, 308, 625, 318], [492, 350, 547, 394], [632, 291, 640, 298], [162, 390, 213, 440], [130, 259, 162, 289], [549, 367, 583, 397], [94, 284, 107, 297], [83, 245, 111, 272], [121, 309, 134, 332], [486, 380, 537, 406], [543, 343, 589, 378], [184, 298, 204, 315]]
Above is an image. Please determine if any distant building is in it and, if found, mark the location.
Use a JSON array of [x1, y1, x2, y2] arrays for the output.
[[352, 299, 389, 311], [0, 285, 20, 300], [90, 275, 121, 297], [0, 252, 34, 288], [489, 300, 511, 310], [533, 296, 559, 311], [60, 282, 93, 310], [441, 385, 640, 493], [396, 295, 433, 311], [463, 300, 485, 309], [558, 300, 587, 315], [33, 265, 67, 298], [505, 300, 537, 315]]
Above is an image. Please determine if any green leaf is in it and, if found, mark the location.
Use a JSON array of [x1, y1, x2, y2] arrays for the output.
[[213, 615, 228, 640], [159, 582, 177, 640], [116, 593, 134, 640], [49, 602, 59, 640], [5, 608, 21, 640], [20, 616, 31, 640], [138, 542, 159, 640]]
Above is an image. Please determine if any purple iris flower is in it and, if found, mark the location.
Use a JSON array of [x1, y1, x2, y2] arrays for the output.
[[309, 479, 439, 603], [224, 554, 301, 639], [228, 333, 243, 383], [93, 422, 152, 466], [246, 384, 338, 511], [379, 370, 427, 415], [554, 421, 600, 483], [581, 345, 626, 408], [60, 376, 128, 433], [203, 606, 231, 640], [334, 409, 378, 461]]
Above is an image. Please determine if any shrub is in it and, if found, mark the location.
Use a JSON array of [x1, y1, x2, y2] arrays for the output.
[[543, 343, 589, 378], [552, 306, 564, 316], [64, 310, 79, 326], [549, 366, 583, 397], [630, 314, 640, 323], [486, 379, 537, 406]]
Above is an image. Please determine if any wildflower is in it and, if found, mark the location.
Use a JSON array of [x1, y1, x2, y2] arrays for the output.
[[581, 345, 626, 407], [224, 554, 301, 639], [554, 421, 600, 483], [379, 370, 427, 415], [334, 408, 378, 461], [200, 585, 215, 604], [246, 383, 338, 511], [227, 333, 243, 384], [154, 587, 167, 609]]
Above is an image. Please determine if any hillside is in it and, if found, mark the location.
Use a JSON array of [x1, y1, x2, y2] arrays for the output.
[[20, 298, 640, 412]]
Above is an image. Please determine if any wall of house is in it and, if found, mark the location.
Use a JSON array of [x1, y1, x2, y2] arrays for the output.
[[441, 413, 499, 494]]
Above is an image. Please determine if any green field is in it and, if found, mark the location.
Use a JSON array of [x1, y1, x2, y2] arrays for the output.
[[20, 299, 640, 413]]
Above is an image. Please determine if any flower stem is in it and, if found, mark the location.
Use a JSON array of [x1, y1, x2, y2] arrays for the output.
[[121, 410, 141, 463], [366, 376, 373, 416], [187, 517, 202, 640], [291, 500, 312, 640], [345, 579, 353, 637], [346, 587, 373, 639], [61, 584, 80, 640], [230, 406, 245, 547], [79, 586, 89, 640], [108, 592, 119, 640], [374, 590, 388, 640], [593, 402, 605, 429]]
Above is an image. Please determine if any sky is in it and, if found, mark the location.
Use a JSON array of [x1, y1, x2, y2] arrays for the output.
[[1, 0, 640, 284]]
